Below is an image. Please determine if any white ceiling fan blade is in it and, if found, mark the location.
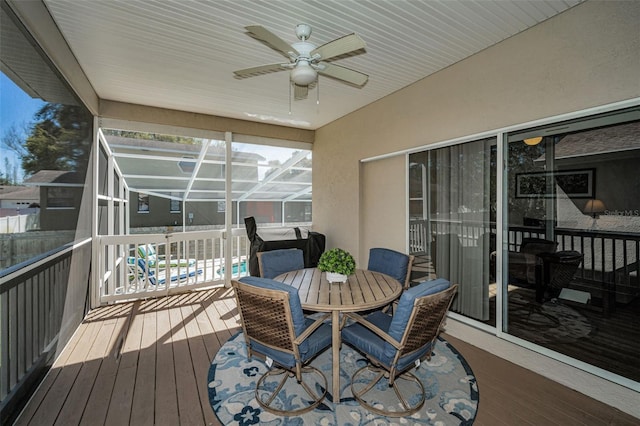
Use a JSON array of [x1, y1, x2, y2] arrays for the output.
[[233, 63, 286, 78], [293, 84, 308, 100], [318, 62, 368, 86], [311, 33, 366, 60], [245, 25, 299, 58]]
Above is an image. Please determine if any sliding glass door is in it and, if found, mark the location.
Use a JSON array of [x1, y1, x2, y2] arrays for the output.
[[504, 108, 640, 383], [409, 136, 497, 325], [409, 105, 640, 386]]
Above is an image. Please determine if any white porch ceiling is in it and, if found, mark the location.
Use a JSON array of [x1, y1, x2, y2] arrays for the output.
[[43, 0, 583, 130]]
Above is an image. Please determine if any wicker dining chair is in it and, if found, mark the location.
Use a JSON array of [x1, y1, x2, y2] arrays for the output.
[[341, 279, 458, 417], [538, 250, 584, 302], [257, 248, 305, 279], [232, 276, 331, 415]]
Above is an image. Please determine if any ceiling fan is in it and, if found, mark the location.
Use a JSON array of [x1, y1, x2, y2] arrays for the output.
[[233, 23, 368, 100]]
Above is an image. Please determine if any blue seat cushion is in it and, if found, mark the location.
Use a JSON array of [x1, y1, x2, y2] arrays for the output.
[[341, 311, 433, 371], [367, 248, 410, 284], [251, 318, 331, 369], [259, 249, 305, 279], [238, 276, 310, 353]]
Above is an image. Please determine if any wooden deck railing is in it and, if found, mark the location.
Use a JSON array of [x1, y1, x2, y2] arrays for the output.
[[96, 228, 250, 303], [0, 223, 300, 423], [409, 219, 640, 310], [0, 239, 91, 425]]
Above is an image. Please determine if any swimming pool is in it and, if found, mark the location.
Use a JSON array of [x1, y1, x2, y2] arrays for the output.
[[216, 260, 248, 276]]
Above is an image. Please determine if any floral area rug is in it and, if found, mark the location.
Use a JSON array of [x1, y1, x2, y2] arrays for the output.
[[507, 291, 593, 344], [208, 332, 478, 425]]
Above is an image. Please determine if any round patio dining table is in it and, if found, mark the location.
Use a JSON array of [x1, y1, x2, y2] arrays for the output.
[[274, 267, 402, 401]]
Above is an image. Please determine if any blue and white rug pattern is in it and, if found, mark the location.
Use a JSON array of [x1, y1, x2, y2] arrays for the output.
[[208, 333, 478, 425]]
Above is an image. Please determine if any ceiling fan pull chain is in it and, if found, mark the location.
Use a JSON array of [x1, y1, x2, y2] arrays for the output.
[[289, 80, 292, 115], [317, 78, 320, 106]]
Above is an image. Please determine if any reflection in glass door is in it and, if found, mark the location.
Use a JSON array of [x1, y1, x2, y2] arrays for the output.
[[505, 109, 640, 383]]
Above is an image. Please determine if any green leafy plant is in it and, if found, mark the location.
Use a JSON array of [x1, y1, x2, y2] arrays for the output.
[[317, 248, 356, 276]]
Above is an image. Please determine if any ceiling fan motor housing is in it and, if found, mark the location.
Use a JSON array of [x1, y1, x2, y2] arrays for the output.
[[290, 40, 318, 85]]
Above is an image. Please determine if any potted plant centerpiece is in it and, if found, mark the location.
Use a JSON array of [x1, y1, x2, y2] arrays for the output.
[[317, 248, 356, 283]]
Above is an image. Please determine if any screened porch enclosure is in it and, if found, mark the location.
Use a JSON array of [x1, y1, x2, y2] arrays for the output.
[[94, 126, 313, 303], [98, 127, 312, 229]]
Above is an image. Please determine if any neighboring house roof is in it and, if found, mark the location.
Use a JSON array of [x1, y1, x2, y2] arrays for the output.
[[553, 121, 640, 160], [0, 185, 39, 200], [23, 170, 84, 186]]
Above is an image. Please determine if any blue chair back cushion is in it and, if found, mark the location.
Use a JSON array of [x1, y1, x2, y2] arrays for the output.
[[259, 249, 305, 279], [341, 278, 451, 370], [387, 278, 451, 350], [238, 276, 332, 367], [367, 248, 410, 283]]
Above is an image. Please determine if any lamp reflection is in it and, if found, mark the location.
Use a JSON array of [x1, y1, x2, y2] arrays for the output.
[[523, 136, 543, 146], [584, 199, 606, 218]]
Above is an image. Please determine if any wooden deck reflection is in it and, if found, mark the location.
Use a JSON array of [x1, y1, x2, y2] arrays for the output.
[[15, 287, 638, 425]]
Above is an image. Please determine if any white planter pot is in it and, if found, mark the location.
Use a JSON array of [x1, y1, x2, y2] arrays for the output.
[[326, 272, 348, 283]]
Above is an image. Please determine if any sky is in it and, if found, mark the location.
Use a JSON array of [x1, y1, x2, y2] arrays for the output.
[[1, 72, 46, 183]]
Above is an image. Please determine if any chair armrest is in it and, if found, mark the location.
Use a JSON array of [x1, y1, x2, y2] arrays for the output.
[[343, 312, 402, 349], [294, 313, 331, 345]]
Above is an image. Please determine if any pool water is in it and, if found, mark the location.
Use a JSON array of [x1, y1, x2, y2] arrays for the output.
[[217, 260, 248, 276]]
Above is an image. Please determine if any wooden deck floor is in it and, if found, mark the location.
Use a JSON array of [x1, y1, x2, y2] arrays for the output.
[[15, 287, 638, 426]]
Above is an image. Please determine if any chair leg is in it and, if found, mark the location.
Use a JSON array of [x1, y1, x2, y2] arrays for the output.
[[351, 364, 426, 417], [258, 368, 289, 407], [391, 372, 425, 413], [255, 365, 328, 416], [298, 366, 325, 401]]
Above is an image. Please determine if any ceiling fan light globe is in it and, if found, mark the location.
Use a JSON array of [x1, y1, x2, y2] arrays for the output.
[[291, 63, 317, 86]]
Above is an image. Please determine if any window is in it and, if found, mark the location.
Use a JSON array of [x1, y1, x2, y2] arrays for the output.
[[0, 6, 92, 257], [138, 193, 149, 212], [170, 193, 180, 213], [47, 187, 75, 208]]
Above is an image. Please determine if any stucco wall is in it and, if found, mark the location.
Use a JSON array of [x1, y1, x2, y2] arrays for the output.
[[314, 0, 640, 261], [359, 155, 406, 263], [313, 0, 640, 416]]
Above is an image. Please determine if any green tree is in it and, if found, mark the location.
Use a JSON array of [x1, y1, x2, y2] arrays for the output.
[[21, 103, 92, 176], [1, 157, 12, 185]]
